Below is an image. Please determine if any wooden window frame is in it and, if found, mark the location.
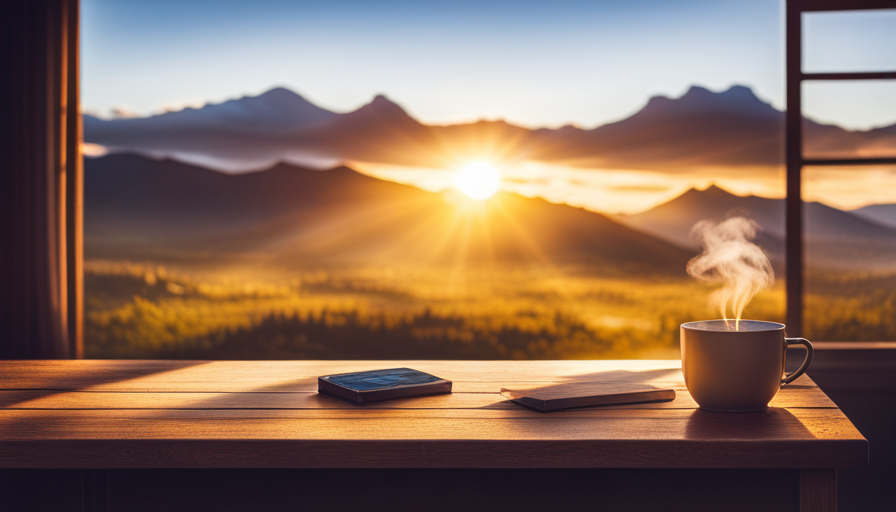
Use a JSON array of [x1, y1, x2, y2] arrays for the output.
[[785, 0, 896, 336]]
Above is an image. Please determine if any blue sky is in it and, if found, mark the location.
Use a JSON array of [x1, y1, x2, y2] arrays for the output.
[[82, 0, 895, 130]]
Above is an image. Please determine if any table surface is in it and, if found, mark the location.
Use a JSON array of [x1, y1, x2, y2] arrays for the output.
[[0, 360, 868, 469]]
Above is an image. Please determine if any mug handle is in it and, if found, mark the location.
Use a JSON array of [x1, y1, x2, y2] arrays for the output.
[[782, 337, 814, 385]]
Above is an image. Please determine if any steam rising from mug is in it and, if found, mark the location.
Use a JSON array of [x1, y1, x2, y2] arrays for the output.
[[687, 217, 774, 330]]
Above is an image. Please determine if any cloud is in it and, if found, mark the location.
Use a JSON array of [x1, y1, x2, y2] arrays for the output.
[[607, 184, 674, 192], [81, 142, 109, 157], [111, 106, 139, 119]]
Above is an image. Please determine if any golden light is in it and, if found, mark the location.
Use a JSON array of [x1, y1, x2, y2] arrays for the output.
[[455, 161, 501, 200]]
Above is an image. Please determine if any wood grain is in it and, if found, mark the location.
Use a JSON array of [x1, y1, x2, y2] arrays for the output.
[[798, 469, 837, 512], [0, 385, 836, 410], [0, 360, 835, 405], [0, 360, 867, 470], [0, 438, 868, 470], [0, 407, 865, 440], [0, 360, 688, 391]]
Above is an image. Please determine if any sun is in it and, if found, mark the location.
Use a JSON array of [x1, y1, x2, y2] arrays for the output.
[[455, 161, 501, 200]]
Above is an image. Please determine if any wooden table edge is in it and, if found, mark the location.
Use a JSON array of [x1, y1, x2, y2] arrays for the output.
[[0, 438, 868, 469]]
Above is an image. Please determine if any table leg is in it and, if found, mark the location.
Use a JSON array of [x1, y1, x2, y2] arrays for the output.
[[796, 469, 837, 512], [83, 469, 109, 512]]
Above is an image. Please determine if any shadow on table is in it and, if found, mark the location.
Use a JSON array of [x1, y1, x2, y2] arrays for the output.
[[0, 360, 210, 408], [685, 407, 816, 440], [0, 361, 214, 441]]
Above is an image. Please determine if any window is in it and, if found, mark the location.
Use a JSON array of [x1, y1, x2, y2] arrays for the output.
[[787, 1, 896, 339], [78, 0, 895, 359]]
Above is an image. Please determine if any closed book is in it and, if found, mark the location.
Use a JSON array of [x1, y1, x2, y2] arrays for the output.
[[318, 368, 452, 404], [501, 382, 675, 412]]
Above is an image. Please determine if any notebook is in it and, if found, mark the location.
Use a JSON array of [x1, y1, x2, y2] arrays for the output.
[[318, 368, 452, 404], [501, 382, 675, 412]]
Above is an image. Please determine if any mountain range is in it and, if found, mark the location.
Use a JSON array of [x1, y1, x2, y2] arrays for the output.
[[86, 153, 896, 273], [619, 185, 896, 270], [84, 85, 896, 172], [85, 153, 694, 275], [621, 185, 896, 245], [851, 204, 896, 229]]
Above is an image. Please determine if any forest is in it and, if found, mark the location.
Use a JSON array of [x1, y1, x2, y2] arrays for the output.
[[84, 260, 895, 360]]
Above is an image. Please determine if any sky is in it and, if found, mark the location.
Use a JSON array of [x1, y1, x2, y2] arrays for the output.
[[82, 0, 896, 131], [80, 1, 896, 214]]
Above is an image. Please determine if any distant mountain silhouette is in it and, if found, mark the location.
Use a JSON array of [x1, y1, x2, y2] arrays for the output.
[[528, 85, 895, 169], [85, 87, 337, 137], [851, 204, 896, 229], [84, 85, 896, 172], [619, 185, 896, 270], [294, 94, 445, 167], [85, 154, 694, 275], [528, 85, 785, 169], [84, 87, 342, 169]]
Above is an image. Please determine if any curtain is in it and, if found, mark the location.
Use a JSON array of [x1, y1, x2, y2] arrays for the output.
[[0, 0, 82, 358]]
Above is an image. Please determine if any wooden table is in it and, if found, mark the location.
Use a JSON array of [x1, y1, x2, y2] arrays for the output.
[[0, 360, 867, 512]]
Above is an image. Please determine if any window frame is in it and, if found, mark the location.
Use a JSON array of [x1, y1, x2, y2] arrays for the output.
[[784, 0, 896, 336]]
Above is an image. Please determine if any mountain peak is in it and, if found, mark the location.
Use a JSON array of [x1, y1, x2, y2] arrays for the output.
[[681, 84, 759, 103], [368, 94, 404, 110], [702, 183, 731, 195], [351, 94, 411, 119], [720, 84, 760, 100], [184, 86, 337, 128], [678, 184, 738, 201], [680, 85, 713, 99], [246, 87, 326, 111], [257, 86, 305, 101], [637, 84, 779, 121]]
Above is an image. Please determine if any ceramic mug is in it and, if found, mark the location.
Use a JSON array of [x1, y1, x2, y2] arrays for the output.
[[680, 320, 814, 412]]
